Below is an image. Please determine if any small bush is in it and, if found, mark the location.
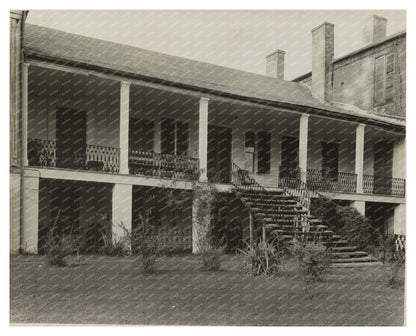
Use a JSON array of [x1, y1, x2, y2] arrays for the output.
[[289, 238, 332, 289], [238, 241, 283, 276], [44, 226, 76, 267], [121, 211, 161, 274], [98, 230, 129, 257], [200, 246, 225, 271], [337, 206, 382, 253]]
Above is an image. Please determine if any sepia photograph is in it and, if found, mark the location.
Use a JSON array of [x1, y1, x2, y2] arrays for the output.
[[9, 9, 406, 326]]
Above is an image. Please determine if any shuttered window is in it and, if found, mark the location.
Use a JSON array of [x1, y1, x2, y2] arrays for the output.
[[374, 53, 394, 105], [161, 118, 189, 155]]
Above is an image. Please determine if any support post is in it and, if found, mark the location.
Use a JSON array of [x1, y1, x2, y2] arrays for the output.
[[351, 201, 366, 216], [355, 124, 365, 193], [299, 114, 309, 183], [192, 191, 211, 254], [198, 97, 209, 182], [249, 211, 254, 248], [112, 184, 132, 248], [22, 63, 29, 167], [153, 117, 161, 153], [393, 204, 406, 236], [119, 81, 130, 174], [22, 173, 39, 253]]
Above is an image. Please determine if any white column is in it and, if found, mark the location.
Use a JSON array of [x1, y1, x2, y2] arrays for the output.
[[22, 174, 39, 253], [22, 63, 29, 167], [393, 204, 406, 235], [112, 184, 132, 245], [355, 124, 365, 193], [119, 81, 130, 174], [393, 137, 406, 179], [153, 117, 162, 153], [198, 97, 209, 182], [351, 201, 365, 216], [192, 193, 211, 254], [299, 114, 309, 182]]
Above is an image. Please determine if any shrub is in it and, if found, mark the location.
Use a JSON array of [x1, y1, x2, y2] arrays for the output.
[[44, 225, 76, 267], [337, 206, 382, 252], [238, 241, 283, 276], [121, 211, 161, 274], [199, 246, 225, 271], [98, 230, 129, 257], [288, 238, 332, 289]]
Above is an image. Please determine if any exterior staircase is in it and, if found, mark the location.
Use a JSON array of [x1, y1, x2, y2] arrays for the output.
[[231, 163, 380, 266]]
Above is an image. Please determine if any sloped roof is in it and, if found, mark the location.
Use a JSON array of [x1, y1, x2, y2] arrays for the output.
[[23, 24, 405, 132]]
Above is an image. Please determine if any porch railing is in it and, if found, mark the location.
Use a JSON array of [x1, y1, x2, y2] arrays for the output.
[[28, 138, 120, 173], [128, 150, 199, 180], [306, 169, 357, 193], [363, 175, 405, 197]]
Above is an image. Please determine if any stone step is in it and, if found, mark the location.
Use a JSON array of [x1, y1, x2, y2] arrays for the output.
[[330, 261, 383, 267], [332, 246, 359, 252], [331, 256, 379, 263], [331, 251, 369, 258]]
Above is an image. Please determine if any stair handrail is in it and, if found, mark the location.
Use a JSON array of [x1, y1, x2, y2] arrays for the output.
[[231, 162, 313, 239]]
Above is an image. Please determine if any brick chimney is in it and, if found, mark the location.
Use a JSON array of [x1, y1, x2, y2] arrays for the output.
[[362, 15, 387, 44], [311, 22, 334, 102], [266, 49, 285, 80]]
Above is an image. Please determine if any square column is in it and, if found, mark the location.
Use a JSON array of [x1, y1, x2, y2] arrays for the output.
[[119, 81, 130, 174], [22, 63, 29, 167], [22, 174, 39, 253], [393, 204, 406, 235], [299, 114, 309, 182], [198, 97, 209, 182], [355, 124, 365, 193], [112, 184, 132, 246], [153, 117, 162, 153], [351, 201, 366, 216]]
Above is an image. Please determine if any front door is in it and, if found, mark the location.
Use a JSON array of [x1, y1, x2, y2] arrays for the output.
[[208, 125, 232, 183], [281, 136, 299, 177], [56, 108, 87, 169]]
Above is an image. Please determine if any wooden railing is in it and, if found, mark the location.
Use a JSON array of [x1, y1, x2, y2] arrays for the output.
[[306, 169, 357, 193], [363, 175, 405, 197], [28, 138, 56, 167], [28, 138, 120, 173], [232, 162, 312, 241], [128, 150, 199, 180]]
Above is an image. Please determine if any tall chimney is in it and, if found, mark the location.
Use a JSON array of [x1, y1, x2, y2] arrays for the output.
[[266, 49, 285, 80], [311, 22, 334, 102], [362, 15, 387, 44]]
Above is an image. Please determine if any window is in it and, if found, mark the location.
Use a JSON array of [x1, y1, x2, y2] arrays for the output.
[[161, 118, 189, 155], [374, 53, 394, 105]]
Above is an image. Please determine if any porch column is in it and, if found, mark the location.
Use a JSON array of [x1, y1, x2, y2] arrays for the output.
[[22, 63, 29, 167], [299, 114, 309, 182], [198, 97, 209, 182], [355, 124, 365, 193], [393, 203, 406, 235], [153, 117, 162, 153], [192, 192, 211, 254], [119, 81, 130, 174], [22, 173, 39, 253], [112, 183, 132, 247], [351, 201, 365, 216], [393, 137, 406, 180]]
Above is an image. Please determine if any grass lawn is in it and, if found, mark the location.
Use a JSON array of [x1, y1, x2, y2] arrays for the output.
[[10, 254, 405, 326]]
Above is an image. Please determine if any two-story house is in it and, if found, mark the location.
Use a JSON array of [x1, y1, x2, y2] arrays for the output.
[[10, 12, 405, 259]]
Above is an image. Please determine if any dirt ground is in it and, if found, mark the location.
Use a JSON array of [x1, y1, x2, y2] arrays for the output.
[[10, 254, 405, 326]]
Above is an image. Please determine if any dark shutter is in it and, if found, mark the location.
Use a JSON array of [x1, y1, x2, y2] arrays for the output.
[[375, 56, 385, 104], [385, 53, 394, 102], [257, 131, 271, 174], [129, 118, 154, 152], [161, 118, 175, 155], [176, 121, 189, 156]]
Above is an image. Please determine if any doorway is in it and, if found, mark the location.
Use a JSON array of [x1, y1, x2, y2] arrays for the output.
[[55, 108, 87, 169], [208, 125, 232, 183]]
